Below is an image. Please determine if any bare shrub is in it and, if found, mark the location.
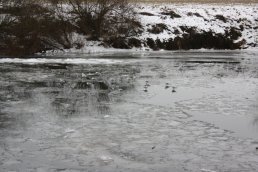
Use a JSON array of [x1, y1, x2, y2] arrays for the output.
[[68, 0, 141, 40], [0, 0, 76, 56], [0, 0, 141, 56]]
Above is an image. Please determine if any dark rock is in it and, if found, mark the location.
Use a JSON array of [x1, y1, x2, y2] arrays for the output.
[[187, 12, 202, 17], [239, 25, 244, 31], [237, 18, 248, 23], [193, 12, 203, 17], [179, 26, 197, 35], [161, 11, 181, 19], [173, 28, 180, 34], [139, 12, 155, 16], [215, 15, 227, 23], [179, 26, 187, 32], [148, 23, 169, 34], [245, 24, 252, 29], [187, 12, 194, 16]]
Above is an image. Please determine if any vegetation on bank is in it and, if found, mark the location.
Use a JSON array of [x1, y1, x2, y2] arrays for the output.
[[0, 0, 254, 57], [0, 0, 141, 56]]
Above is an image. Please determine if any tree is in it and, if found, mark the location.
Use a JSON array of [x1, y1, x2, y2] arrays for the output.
[[68, 0, 137, 40], [0, 0, 141, 56], [0, 0, 76, 56]]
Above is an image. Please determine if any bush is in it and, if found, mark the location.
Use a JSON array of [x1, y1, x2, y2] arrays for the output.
[[68, 0, 141, 40], [0, 1, 76, 56], [0, 0, 141, 56]]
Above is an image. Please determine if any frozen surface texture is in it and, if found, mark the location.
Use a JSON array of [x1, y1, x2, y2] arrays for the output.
[[1, 51, 258, 171]]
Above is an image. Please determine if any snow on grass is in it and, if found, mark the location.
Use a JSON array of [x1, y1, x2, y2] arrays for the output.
[[44, 3, 258, 55], [136, 3, 258, 44]]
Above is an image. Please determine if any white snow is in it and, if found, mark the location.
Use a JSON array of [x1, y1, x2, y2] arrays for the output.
[[136, 3, 258, 45], [43, 3, 258, 55]]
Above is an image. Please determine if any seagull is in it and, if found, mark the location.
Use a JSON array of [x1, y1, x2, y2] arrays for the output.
[[143, 84, 148, 92], [165, 83, 170, 89], [145, 81, 150, 87], [172, 86, 176, 93]]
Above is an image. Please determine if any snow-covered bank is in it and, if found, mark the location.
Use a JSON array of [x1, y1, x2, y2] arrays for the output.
[[44, 3, 257, 55], [137, 3, 257, 46]]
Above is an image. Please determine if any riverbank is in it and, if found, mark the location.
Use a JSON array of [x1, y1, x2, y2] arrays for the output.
[[1, 2, 257, 57], [43, 3, 258, 55]]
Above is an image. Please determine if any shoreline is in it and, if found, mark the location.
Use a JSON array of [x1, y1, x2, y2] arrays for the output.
[[1, 48, 258, 60], [66, 3, 257, 54], [1, 3, 257, 57]]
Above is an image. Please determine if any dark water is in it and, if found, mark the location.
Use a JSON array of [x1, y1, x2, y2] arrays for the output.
[[0, 51, 258, 172]]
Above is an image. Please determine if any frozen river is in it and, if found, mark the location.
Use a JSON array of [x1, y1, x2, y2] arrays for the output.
[[0, 51, 258, 172]]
